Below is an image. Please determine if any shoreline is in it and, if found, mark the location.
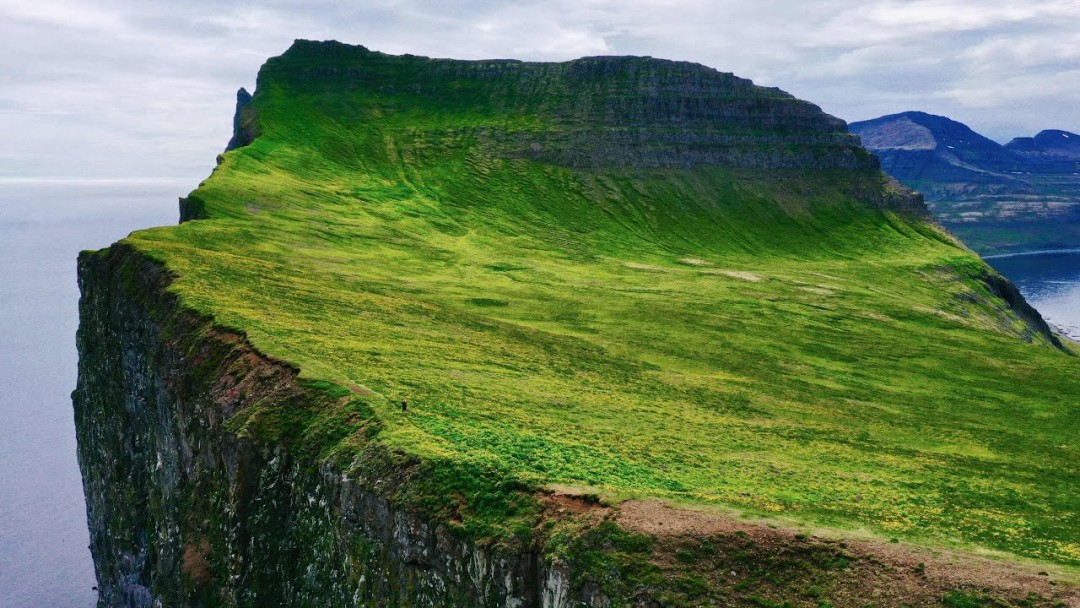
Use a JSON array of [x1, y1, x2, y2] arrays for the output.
[[982, 248, 1080, 260], [981, 248, 1080, 342]]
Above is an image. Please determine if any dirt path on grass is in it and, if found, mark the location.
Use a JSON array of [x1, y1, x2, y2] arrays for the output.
[[616, 499, 1079, 607]]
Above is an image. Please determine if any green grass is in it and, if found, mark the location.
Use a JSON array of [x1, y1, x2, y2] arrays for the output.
[[117, 41, 1080, 568]]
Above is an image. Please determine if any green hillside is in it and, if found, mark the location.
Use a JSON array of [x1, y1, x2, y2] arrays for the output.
[[115, 40, 1078, 569]]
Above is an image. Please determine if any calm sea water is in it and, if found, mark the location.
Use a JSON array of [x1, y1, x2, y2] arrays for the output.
[[986, 250, 1080, 341], [1, 181, 1077, 605], [0, 180, 181, 608]]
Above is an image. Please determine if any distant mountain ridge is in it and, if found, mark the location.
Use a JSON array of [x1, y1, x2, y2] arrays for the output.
[[1005, 130, 1080, 171], [850, 111, 1080, 254]]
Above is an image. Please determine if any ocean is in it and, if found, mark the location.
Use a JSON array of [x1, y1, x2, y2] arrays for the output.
[[0, 180, 182, 607], [986, 249, 1080, 342]]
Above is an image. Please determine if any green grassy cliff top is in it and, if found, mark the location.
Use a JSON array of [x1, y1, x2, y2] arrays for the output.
[[115, 40, 1079, 568]]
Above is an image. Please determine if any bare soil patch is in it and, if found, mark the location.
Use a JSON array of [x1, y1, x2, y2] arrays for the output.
[[617, 499, 1079, 607]]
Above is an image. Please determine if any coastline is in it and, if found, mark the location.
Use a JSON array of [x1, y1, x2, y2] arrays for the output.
[[982, 248, 1080, 260], [983, 248, 1080, 342]]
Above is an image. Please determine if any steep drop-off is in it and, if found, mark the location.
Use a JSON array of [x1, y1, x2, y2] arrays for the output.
[[850, 112, 1080, 255], [76, 41, 1080, 607], [75, 244, 556, 607]]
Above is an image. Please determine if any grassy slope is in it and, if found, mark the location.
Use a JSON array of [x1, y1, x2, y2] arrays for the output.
[[121, 43, 1079, 568]]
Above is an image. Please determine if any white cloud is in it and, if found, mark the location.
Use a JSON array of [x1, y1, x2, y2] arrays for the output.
[[0, 0, 124, 31], [1, 0, 1078, 179], [938, 69, 1080, 107], [960, 34, 1080, 71], [806, 0, 1080, 47], [461, 4, 612, 58]]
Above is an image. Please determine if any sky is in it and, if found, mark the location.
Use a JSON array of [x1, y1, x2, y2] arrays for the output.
[[2, 0, 1079, 181]]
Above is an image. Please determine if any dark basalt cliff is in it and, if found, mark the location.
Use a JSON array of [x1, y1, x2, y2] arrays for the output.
[[224, 87, 254, 152], [75, 245, 560, 607]]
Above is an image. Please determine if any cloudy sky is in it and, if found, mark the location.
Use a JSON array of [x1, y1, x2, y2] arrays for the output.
[[3, 0, 1079, 181]]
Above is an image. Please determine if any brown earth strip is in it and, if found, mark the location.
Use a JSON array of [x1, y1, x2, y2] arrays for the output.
[[615, 499, 1079, 607]]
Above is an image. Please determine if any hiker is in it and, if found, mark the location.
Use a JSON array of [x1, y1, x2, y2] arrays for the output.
[[401, 400, 408, 413]]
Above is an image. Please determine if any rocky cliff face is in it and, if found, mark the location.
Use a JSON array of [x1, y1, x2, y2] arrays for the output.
[[74, 244, 583, 607], [224, 88, 254, 152]]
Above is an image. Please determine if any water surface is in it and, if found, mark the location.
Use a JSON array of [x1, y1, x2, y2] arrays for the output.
[[0, 180, 182, 607], [986, 250, 1080, 341]]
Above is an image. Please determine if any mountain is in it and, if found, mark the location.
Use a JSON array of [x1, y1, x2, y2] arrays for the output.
[[849, 111, 1025, 198], [850, 112, 1080, 254], [1006, 130, 1080, 171], [74, 41, 1080, 607]]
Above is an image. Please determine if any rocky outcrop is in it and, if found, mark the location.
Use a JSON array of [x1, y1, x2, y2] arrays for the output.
[[73, 244, 591, 607], [225, 87, 256, 152], [976, 268, 1063, 348]]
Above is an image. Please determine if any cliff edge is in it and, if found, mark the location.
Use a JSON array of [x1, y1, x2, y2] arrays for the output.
[[75, 40, 1080, 607]]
